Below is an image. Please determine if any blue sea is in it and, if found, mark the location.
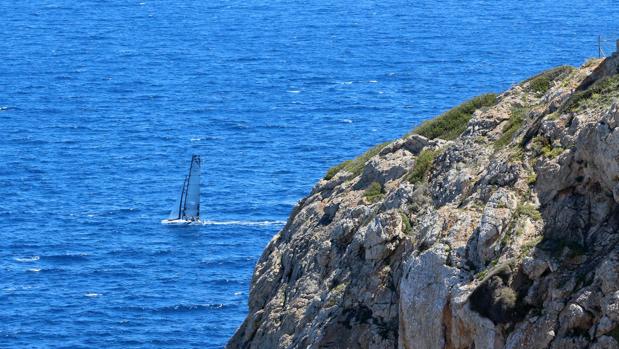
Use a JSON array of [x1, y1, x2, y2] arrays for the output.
[[1, 1, 618, 347]]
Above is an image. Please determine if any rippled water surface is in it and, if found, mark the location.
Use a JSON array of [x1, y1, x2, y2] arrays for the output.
[[1, 1, 618, 347]]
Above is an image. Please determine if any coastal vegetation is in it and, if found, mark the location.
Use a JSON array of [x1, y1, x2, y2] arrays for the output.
[[530, 135, 565, 159], [494, 107, 527, 149], [560, 73, 619, 113], [364, 181, 384, 203], [324, 141, 391, 180], [325, 93, 498, 181], [399, 211, 412, 234], [409, 93, 498, 140], [515, 202, 542, 221], [522, 65, 574, 96], [407, 148, 439, 184]]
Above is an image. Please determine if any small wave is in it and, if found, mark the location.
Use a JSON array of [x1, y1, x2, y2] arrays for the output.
[[340, 119, 353, 124], [151, 249, 173, 256], [43, 253, 89, 262], [85, 293, 102, 297], [287, 90, 301, 93], [369, 80, 378, 83], [200, 220, 285, 226], [153, 303, 228, 314], [26, 267, 64, 273], [14, 256, 40, 263]]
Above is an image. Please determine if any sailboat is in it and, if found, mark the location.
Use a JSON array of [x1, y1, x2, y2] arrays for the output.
[[161, 155, 201, 224]]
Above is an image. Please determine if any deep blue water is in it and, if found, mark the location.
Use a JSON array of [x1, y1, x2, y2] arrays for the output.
[[1, 1, 618, 348]]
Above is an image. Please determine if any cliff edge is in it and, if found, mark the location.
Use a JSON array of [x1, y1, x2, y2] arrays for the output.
[[228, 55, 619, 349]]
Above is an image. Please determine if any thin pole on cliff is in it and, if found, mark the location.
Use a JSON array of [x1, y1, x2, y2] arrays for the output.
[[597, 35, 609, 58]]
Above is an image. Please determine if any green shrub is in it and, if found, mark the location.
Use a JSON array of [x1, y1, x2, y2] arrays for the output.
[[324, 141, 391, 180], [400, 211, 412, 234], [475, 269, 489, 281], [408, 148, 440, 183], [522, 66, 574, 95], [520, 235, 543, 257], [469, 264, 528, 324], [541, 145, 564, 159], [530, 135, 548, 154], [529, 76, 551, 95], [364, 181, 384, 203], [410, 93, 498, 141], [326, 282, 348, 307], [560, 74, 619, 113], [515, 203, 542, 221], [494, 107, 527, 149]]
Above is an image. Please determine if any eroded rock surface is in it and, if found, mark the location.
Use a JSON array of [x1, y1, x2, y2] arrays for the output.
[[228, 55, 619, 348]]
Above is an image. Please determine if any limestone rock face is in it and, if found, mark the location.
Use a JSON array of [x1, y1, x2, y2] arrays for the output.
[[228, 56, 619, 349]]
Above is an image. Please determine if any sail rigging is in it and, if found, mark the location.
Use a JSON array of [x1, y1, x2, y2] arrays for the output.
[[183, 155, 201, 220], [166, 155, 201, 222], [167, 175, 187, 220]]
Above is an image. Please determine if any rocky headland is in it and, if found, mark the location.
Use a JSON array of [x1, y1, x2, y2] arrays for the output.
[[228, 54, 619, 348]]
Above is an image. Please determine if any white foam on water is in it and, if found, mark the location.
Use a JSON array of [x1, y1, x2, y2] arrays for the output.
[[287, 90, 301, 93], [15, 256, 40, 262], [85, 293, 102, 297], [27, 268, 41, 272], [341, 119, 353, 123], [200, 220, 286, 227]]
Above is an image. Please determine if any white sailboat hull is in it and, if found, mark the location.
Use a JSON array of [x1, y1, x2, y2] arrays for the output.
[[161, 218, 200, 225]]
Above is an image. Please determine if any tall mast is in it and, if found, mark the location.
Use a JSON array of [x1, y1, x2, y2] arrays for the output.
[[194, 155, 200, 219]]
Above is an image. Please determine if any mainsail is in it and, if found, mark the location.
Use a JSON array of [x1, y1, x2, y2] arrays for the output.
[[167, 175, 187, 220], [167, 155, 201, 221]]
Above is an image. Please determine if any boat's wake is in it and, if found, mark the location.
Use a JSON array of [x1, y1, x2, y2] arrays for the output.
[[161, 219, 285, 226], [199, 220, 286, 227]]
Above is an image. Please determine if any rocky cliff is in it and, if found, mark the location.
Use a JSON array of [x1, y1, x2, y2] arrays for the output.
[[228, 55, 619, 349]]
